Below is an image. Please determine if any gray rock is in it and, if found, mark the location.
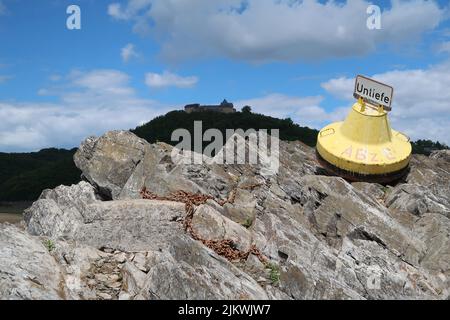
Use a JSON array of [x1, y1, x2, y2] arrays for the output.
[[192, 204, 253, 251], [0, 224, 64, 300], [24, 181, 97, 238], [223, 189, 257, 226], [2, 130, 449, 300], [121, 262, 147, 298], [140, 236, 268, 300], [75, 200, 186, 252], [74, 131, 148, 199], [413, 213, 450, 275], [430, 149, 450, 162], [386, 184, 450, 217], [74, 131, 236, 202]]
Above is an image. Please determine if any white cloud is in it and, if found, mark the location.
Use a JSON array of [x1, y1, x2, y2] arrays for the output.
[[237, 94, 322, 119], [238, 61, 450, 145], [4, 65, 448, 152], [108, 0, 152, 20], [438, 41, 450, 54], [236, 93, 346, 129], [0, 70, 170, 152], [108, 0, 445, 63], [108, 3, 125, 19], [37, 88, 50, 96], [145, 71, 198, 89], [68, 69, 135, 97], [321, 77, 355, 101], [49, 74, 62, 82], [321, 62, 450, 144], [0, 75, 11, 83], [121, 43, 139, 62]]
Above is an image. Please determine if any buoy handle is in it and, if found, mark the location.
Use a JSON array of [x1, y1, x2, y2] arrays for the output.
[[320, 128, 335, 137], [358, 97, 366, 112]]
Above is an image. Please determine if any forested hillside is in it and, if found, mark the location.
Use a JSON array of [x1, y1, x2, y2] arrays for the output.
[[0, 110, 447, 202], [0, 148, 81, 201], [132, 110, 319, 147]]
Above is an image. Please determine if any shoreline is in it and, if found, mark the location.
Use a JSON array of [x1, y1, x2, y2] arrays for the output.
[[0, 212, 24, 224]]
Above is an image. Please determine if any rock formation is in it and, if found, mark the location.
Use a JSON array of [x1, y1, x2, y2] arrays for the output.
[[1, 130, 449, 300]]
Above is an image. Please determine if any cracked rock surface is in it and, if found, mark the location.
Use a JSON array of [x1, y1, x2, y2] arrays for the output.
[[1, 131, 449, 300]]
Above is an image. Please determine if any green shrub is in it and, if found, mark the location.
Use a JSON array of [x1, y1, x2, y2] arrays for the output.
[[267, 263, 281, 285], [43, 239, 56, 252], [242, 218, 254, 229]]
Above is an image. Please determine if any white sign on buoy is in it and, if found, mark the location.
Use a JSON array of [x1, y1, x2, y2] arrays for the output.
[[353, 75, 394, 111]]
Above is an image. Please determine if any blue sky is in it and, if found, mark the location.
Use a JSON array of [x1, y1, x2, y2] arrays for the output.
[[0, 0, 449, 152]]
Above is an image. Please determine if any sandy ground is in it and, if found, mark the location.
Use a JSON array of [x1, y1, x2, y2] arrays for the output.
[[0, 213, 23, 224], [0, 202, 30, 224]]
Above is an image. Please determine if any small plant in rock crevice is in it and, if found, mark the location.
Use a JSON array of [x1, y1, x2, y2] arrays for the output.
[[242, 217, 254, 229], [267, 262, 281, 285], [43, 239, 56, 252]]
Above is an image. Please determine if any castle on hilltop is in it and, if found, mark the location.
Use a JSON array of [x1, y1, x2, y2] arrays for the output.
[[184, 99, 237, 114]]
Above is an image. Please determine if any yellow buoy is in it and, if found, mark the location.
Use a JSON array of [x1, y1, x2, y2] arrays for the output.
[[316, 99, 412, 183]]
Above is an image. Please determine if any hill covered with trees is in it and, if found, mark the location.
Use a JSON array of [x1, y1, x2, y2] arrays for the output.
[[0, 109, 447, 202], [132, 109, 319, 147], [411, 139, 449, 156], [0, 148, 81, 202]]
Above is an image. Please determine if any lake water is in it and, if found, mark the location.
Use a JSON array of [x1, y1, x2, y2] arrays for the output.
[[0, 202, 30, 224], [0, 213, 23, 224]]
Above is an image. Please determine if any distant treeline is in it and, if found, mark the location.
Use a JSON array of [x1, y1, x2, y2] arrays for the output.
[[0, 110, 447, 202], [132, 110, 319, 147], [411, 139, 449, 156], [0, 148, 81, 201]]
